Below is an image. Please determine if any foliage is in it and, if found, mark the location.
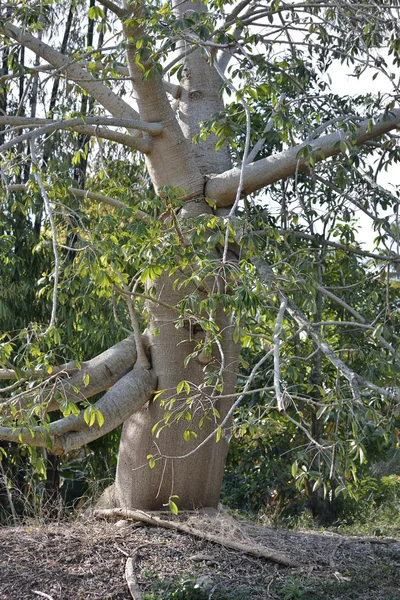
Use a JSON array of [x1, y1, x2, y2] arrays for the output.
[[143, 575, 245, 600], [1, 0, 400, 515]]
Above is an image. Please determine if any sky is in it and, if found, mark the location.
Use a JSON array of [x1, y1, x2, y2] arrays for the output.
[[323, 60, 399, 251]]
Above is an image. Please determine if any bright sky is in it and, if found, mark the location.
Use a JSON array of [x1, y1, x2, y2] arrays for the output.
[[324, 60, 399, 251]]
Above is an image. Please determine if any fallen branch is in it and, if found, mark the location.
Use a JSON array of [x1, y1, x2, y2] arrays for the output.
[[125, 555, 144, 600], [32, 592, 55, 600], [94, 508, 302, 567]]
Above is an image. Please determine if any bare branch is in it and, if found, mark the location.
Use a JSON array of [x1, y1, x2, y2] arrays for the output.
[[32, 592, 55, 600], [284, 297, 363, 406], [96, 0, 126, 18], [116, 272, 151, 369], [0, 116, 163, 135], [2, 23, 140, 121], [0, 116, 162, 154], [317, 285, 398, 354], [206, 108, 400, 207], [125, 556, 144, 600], [253, 257, 399, 405], [270, 228, 399, 263], [95, 508, 302, 567], [273, 297, 288, 412], [69, 188, 150, 221]]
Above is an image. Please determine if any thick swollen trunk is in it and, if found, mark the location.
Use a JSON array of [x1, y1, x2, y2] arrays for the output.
[[114, 268, 240, 510], [109, 0, 238, 511]]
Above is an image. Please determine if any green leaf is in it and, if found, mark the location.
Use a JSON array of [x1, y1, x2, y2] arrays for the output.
[[169, 500, 179, 515], [84, 407, 96, 427], [312, 479, 322, 492], [96, 409, 104, 428], [88, 5, 105, 19], [147, 455, 156, 469]]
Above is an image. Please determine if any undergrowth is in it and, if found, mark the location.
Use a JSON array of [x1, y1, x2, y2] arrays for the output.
[[267, 474, 400, 538]]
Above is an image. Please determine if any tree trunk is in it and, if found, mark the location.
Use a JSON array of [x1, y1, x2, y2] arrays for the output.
[[115, 288, 240, 509], [113, 2, 238, 509]]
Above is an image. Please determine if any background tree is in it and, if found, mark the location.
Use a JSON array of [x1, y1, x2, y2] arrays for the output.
[[0, 0, 399, 514]]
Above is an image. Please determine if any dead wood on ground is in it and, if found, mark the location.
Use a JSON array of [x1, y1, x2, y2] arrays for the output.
[[94, 508, 303, 568]]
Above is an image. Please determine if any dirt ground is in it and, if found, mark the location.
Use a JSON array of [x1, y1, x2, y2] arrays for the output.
[[0, 512, 399, 600]]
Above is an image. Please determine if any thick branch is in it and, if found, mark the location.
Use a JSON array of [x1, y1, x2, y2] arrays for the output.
[[0, 362, 76, 382], [0, 368, 156, 454], [121, 7, 204, 200], [96, 0, 126, 18], [2, 23, 140, 121], [207, 108, 400, 206], [0, 336, 138, 417]]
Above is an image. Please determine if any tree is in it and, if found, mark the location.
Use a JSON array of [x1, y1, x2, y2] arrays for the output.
[[0, 0, 399, 513]]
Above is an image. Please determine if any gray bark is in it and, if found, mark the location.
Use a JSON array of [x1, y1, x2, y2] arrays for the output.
[[115, 271, 240, 509], [206, 108, 400, 206], [112, 3, 240, 509]]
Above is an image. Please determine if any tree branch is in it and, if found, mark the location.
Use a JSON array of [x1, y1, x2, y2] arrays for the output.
[[273, 296, 288, 412], [284, 297, 363, 406], [96, 0, 126, 18], [0, 368, 156, 454], [0, 336, 138, 419], [21, 61, 182, 99], [253, 257, 400, 406], [125, 555, 144, 600], [206, 108, 400, 206], [0, 116, 162, 154], [317, 285, 399, 352], [69, 188, 150, 220], [0, 116, 162, 136], [2, 23, 140, 121], [0, 123, 151, 154]]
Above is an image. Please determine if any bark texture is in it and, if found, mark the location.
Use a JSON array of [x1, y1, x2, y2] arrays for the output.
[[110, 0, 240, 509], [115, 279, 239, 509]]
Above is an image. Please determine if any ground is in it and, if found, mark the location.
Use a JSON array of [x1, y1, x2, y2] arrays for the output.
[[0, 512, 399, 600]]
